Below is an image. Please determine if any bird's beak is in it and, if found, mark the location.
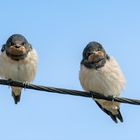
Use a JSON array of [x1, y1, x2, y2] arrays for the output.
[[6, 45, 26, 55], [14, 44, 22, 48]]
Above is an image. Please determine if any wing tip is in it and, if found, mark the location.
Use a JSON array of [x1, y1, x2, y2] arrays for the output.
[[12, 91, 21, 104], [95, 101, 123, 123]]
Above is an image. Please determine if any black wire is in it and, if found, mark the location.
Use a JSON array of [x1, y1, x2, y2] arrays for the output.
[[0, 79, 139, 105]]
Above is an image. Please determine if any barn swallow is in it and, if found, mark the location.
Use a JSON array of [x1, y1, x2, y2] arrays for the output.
[[79, 41, 125, 123], [0, 34, 38, 104]]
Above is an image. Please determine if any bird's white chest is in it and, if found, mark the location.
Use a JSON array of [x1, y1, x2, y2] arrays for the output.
[[3, 62, 32, 81], [0, 50, 38, 82], [79, 58, 125, 96]]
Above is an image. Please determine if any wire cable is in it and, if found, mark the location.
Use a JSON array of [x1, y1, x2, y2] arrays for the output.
[[0, 79, 139, 105]]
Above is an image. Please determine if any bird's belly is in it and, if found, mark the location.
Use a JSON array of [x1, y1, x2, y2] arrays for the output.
[[2, 61, 36, 82], [79, 66, 121, 97]]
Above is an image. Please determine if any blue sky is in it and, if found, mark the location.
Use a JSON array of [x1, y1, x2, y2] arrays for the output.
[[0, 0, 140, 140]]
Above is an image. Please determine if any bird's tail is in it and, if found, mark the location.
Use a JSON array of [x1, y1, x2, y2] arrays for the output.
[[95, 99, 123, 123], [11, 87, 22, 104]]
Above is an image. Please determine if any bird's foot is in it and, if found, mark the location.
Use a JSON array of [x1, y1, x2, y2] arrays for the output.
[[108, 95, 117, 102], [23, 81, 30, 90]]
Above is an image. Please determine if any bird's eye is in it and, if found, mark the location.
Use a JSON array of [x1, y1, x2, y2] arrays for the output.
[[10, 42, 15, 46], [21, 42, 25, 46], [98, 46, 103, 51], [87, 52, 92, 56], [21, 42, 25, 45]]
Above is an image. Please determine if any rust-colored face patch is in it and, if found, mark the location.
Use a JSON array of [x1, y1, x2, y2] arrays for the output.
[[6, 46, 29, 60], [88, 51, 105, 63], [7, 46, 27, 55]]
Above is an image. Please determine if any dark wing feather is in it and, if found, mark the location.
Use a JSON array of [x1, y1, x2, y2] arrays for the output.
[[95, 101, 123, 123], [12, 91, 21, 104]]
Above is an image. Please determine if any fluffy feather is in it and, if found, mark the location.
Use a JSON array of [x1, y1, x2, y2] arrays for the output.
[[79, 57, 125, 123], [0, 49, 38, 103]]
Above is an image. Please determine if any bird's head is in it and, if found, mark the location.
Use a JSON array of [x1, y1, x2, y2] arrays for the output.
[[81, 41, 110, 69], [1, 34, 32, 61]]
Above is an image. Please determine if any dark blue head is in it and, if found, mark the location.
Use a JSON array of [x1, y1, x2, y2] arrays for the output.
[[81, 41, 110, 69], [1, 34, 32, 61], [5, 34, 29, 47]]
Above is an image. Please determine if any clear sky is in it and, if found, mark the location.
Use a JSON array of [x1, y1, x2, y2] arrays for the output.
[[0, 0, 140, 140]]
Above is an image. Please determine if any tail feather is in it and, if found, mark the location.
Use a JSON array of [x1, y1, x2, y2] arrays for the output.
[[11, 87, 22, 104], [116, 109, 123, 122], [95, 101, 123, 123], [12, 91, 21, 104]]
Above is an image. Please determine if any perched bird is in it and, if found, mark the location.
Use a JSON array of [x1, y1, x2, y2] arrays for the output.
[[79, 41, 125, 123], [0, 34, 38, 104]]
